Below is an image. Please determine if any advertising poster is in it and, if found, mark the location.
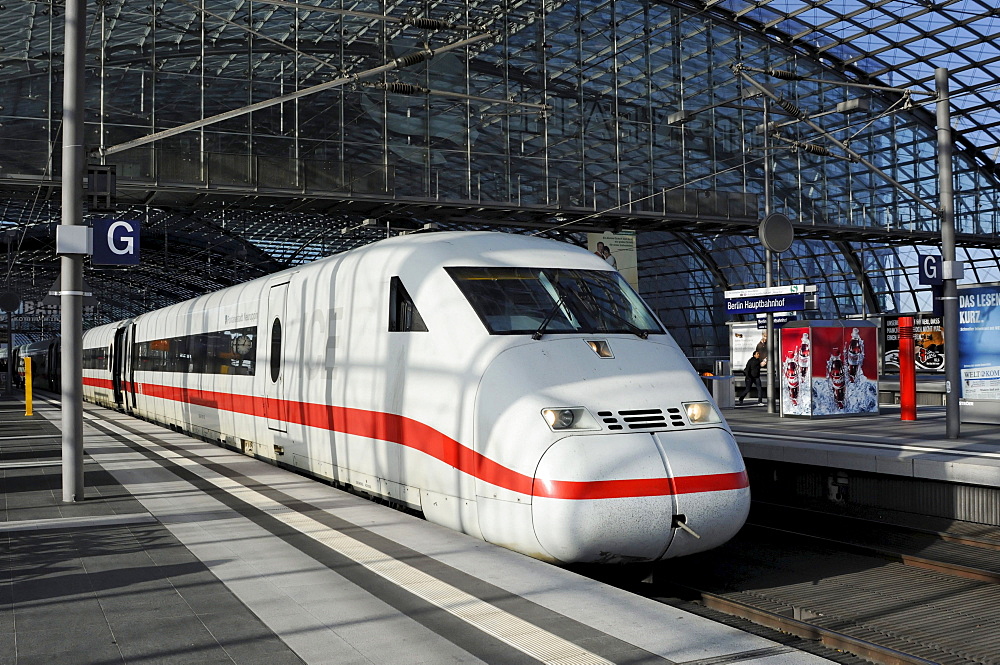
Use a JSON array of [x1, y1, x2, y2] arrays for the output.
[[780, 323, 879, 417], [780, 327, 812, 416], [882, 316, 945, 372], [587, 231, 638, 290], [730, 322, 767, 373], [958, 284, 1000, 401], [809, 325, 879, 415]]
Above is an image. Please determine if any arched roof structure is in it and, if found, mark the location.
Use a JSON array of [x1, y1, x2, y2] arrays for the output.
[[704, 0, 1000, 167], [0, 0, 997, 361]]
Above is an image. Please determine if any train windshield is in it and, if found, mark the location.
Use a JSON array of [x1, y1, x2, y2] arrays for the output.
[[446, 267, 663, 336]]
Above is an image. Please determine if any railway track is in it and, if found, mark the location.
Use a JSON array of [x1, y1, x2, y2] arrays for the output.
[[632, 502, 1000, 665]]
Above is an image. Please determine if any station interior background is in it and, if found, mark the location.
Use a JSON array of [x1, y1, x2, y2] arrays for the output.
[[1, 0, 999, 370]]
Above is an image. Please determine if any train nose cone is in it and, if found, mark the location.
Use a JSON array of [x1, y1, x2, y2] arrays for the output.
[[530, 433, 675, 564], [652, 429, 750, 559]]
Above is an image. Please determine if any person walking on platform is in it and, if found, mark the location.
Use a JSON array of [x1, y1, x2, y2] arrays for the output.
[[738, 351, 765, 405]]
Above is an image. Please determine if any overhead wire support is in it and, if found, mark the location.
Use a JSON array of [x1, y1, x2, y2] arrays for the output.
[[96, 32, 496, 158], [738, 64, 936, 98], [735, 66, 938, 215], [367, 82, 550, 110], [766, 135, 853, 161]]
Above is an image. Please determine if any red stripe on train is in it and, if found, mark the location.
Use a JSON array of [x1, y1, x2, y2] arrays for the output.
[[84, 377, 115, 390], [83, 378, 749, 499], [532, 471, 749, 500]]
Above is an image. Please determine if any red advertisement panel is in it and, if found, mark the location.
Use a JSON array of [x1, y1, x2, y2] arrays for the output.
[[780, 328, 811, 415], [810, 325, 879, 415], [848, 326, 879, 386]]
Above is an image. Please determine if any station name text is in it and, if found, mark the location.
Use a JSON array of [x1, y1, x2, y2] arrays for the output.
[[727, 297, 787, 311]]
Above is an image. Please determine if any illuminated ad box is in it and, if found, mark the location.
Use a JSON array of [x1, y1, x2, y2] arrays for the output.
[[779, 321, 879, 418], [958, 282, 1000, 424]]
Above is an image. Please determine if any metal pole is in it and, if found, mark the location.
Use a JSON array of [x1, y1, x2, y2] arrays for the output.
[[763, 98, 775, 414], [898, 317, 916, 421], [6, 311, 11, 395], [61, 0, 86, 501], [936, 68, 960, 439]]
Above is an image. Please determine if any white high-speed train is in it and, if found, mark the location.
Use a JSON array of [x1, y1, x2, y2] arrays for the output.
[[81, 231, 749, 564]]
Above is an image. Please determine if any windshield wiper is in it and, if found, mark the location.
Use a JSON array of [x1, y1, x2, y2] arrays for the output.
[[592, 296, 650, 339], [532, 292, 569, 340], [579, 288, 649, 339], [605, 307, 649, 339]]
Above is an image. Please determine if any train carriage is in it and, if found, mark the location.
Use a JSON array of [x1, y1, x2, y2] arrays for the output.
[[77, 231, 749, 564]]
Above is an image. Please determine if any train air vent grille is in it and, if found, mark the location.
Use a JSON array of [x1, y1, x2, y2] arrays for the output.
[[597, 411, 624, 430], [616, 408, 672, 429], [667, 407, 686, 427], [599, 409, 681, 430]]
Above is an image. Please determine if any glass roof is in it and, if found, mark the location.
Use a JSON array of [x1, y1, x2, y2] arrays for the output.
[[0, 0, 998, 351], [707, 0, 1000, 169]]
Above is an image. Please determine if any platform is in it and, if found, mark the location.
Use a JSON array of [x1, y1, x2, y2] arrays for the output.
[[725, 403, 1000, 489], [2, 396, 835, 665]]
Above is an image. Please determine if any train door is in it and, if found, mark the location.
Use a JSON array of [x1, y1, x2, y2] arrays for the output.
[[127, 323, 138, 411], [47, 341, 59, 392], [265, 282, 289, 431], [112, 325, 127, 406]]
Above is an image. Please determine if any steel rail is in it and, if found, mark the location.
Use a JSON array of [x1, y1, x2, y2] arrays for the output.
[[635, 503, 1000, 665], [744, 521, 1000, 585], [663, 588, 941, 665]]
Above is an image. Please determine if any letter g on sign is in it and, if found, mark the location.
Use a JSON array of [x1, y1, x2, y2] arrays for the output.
[[92, 218, 140, 265], [109, 221, 135, 255], [918, 253, 942, 286]]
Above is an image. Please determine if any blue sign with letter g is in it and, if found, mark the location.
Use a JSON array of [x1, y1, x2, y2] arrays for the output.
[[93, 218, 140, 265]]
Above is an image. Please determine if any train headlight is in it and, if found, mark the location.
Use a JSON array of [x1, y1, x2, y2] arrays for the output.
[[541, 407, 599, 431], [682, 401, 722, 425]]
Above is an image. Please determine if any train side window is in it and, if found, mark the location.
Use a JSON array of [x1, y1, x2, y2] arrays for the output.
[[82, 348, 108, 370], [388, 276, 428, 332], [270, 318, 282, 382], [133, 326, 256, 375]]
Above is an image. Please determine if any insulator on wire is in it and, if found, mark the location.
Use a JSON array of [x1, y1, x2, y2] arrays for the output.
[[798, 143, 834, 157], [765, 68, 803, 81], [394, 51, 431, 68], [776, 97, 805, 119], [382, 82, 428, 95], [404, 17, 455, 30]]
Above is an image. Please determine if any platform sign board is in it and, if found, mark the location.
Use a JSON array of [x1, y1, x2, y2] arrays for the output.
[[727, 293, 805, 314], [958, 283, 1000, 424], [92, 218, 140, 265], [757, 312, 794, 328], [918, 253, 943, 286], [882, 315, 944, 373], [724, 284, 816, 315]]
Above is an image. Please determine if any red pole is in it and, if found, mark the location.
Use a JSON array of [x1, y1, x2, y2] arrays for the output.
[[899, 316, 917, 421]]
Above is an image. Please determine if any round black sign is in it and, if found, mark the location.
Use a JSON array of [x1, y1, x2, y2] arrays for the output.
[[0, 292, 19, 313], [759, 213, 794, 253]]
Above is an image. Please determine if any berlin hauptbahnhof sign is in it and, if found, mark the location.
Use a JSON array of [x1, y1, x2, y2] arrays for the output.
[[724, 284, 817, 315]]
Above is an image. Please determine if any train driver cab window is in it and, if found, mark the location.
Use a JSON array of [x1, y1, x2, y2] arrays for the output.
[[446, 266, 663, 337], [388, 276, 428, 332], [270, 318, 282, 382]]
